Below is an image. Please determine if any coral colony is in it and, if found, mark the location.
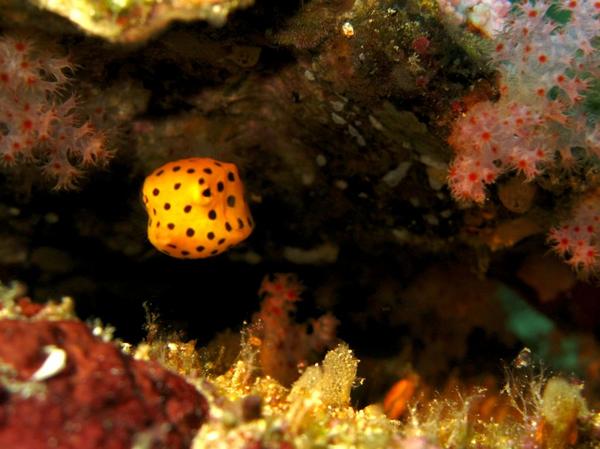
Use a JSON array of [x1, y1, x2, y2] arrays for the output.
[[446, 0, 600, 274], [447, 0, 600, 203], [0, 36, 110, 189]]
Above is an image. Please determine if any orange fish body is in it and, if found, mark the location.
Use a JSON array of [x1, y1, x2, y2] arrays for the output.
[[142, 158, 253, 259]]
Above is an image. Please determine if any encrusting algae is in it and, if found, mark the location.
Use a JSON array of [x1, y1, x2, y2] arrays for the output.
[[142, 158, 253, 259], [185, 336, 600, 449], [2, 281, 600, 449], [191, 344, 399, 449], [129, 277, 600, 449]]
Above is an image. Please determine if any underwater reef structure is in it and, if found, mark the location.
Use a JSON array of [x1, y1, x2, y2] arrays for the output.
[[1, 284, 600, 449], [0, 0, 600, 448]]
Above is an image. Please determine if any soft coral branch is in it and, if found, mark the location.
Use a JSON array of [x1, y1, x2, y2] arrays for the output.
[[251, 274, 339, 386]]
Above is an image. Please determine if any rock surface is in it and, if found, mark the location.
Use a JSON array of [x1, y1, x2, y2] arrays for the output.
[[0, 319, 207, 449]]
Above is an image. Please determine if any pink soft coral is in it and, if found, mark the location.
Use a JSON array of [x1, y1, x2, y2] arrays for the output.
[[448, 100, 548, 202], [0, 35, 111, 189], [252, 274, 339, 386], [447, 0, 600, 204], [548, 190, 600, 276]]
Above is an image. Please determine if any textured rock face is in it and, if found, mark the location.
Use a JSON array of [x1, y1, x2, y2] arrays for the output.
[[0, 319, 207, 449], [29, 0, 255, 42]]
